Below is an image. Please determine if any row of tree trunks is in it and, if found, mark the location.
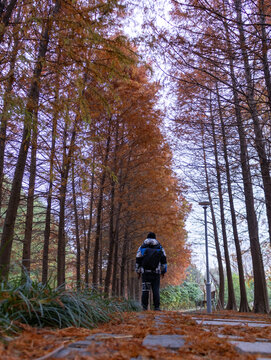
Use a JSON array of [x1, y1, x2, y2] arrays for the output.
[[201, 122, 225, 309], [42, 83, 59, 284], [21, 114, 38, 275], [104, 119, 119, 295], [72, 163, 81, 289], [57, 122, 77, 288], [234, 0, 271, 246], [226, 15, 269, 313], [0, 1, 61, 280], [0, 8, 20, 211], [84, 156, 95, 287], [215, 82, 250, 312], [209, 95, 237, 311], [0, 0, 18, 42], [92, 127, 112, 287]]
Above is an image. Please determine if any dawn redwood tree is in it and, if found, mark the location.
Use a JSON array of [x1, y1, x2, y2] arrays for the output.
[[226, 18, 269, 313], [210, 95, 236, 311], [21, 112, 38, 275], [42, 80, 59, 284], [201, 122, 225, 309], [234, 0, 271, 246], [152, 0, 271, 312], [57, 119, 77, 287], [92, 128, 111, 287], [215, 82, 250, 312], [0, 6, 21, 212], [0, 0, 62, 280], [85, 154, 95, 287], [72, 163, 81, 289], [104, 119, 119, 295], [0, 0, 18, 42]]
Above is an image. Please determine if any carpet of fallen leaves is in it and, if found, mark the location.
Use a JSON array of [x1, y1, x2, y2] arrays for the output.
[[1, 310, 271, 359]]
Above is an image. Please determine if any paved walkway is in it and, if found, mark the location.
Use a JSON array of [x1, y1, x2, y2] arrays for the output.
[[35, 311, 271, 359]]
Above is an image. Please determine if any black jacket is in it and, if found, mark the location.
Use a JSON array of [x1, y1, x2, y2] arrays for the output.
[[135, 238, 167, 274]]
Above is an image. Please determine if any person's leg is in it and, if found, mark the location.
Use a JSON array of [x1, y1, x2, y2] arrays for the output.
[[152, 274, 161, 310], [142, 273, 151, 310]]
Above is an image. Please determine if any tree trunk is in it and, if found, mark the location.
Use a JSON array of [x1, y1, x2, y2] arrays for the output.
[[104, 120, 119, 295], [72, 163, 81, 289], [92, 130, 111, 286], [202, 125, 225, 309], [216, 81, 250, 312], [42, 85, 58, 284], [0, 0, 18, 42], [120, 227, 129, 298], [104, 179, 115, 295], [21, 114, 38, 275], [99, 227, 103, 287], [57, 124, 76, 288], [79, 180, 87, 287], [210, 96, 236, 310], [0, 1, 61, 280], [111, 228, 119, 296], [0, 15, 20, 211], [258, 0, 271, 112], [235, 0, 271, 246], [226, 14, 269, 312], [127, 258, 131, 299], [84, 158, 94, 287]]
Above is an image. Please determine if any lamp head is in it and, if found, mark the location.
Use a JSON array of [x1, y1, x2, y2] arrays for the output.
[[199, 201, 210, 207]]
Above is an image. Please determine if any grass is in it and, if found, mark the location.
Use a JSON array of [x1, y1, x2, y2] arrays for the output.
[[0, 275, 141, 334]]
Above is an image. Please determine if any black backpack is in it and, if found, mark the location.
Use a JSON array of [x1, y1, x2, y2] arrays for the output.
[[141, 247, 162, 270]]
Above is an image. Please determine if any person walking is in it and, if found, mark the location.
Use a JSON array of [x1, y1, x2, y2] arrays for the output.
[[136, 232, 167, 311]]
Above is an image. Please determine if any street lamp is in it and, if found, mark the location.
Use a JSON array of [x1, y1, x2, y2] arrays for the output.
[[199, 201, 212, 313]]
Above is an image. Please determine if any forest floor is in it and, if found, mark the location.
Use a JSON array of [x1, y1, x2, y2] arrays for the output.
[[1, 310, 271, 359]]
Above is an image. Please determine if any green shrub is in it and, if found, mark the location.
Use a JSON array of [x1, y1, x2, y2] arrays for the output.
[[160, 282, 203, 310]]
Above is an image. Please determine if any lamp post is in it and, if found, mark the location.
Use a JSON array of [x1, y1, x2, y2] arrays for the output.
[[199, 201, 212, 313]]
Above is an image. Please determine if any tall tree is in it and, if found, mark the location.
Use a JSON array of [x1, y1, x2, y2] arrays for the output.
[[0, 0, 61, 280], [210, 94, 236, 310]]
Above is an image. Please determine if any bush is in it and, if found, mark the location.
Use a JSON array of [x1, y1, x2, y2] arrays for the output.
[[0, 276, 141, 334], [160, 282, 203, 310]]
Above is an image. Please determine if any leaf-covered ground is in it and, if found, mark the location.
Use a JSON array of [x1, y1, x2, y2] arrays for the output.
[[1, 311, 271, 359]]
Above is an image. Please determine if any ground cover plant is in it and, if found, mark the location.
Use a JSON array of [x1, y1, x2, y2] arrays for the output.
[[0, 276, 141, 335]]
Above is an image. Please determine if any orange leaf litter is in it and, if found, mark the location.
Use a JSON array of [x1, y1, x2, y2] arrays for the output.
[[1, 310, 270, 359]]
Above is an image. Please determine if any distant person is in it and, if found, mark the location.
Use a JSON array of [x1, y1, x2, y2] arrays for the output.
[[136, 232, 167, 311]]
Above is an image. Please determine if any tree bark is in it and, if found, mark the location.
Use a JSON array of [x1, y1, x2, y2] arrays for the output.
[[92, 129, 111, 286], [258, 0, 271, 112], [104, 179, 115, 295], [210, 96, 236, 310], [84, 157, 95, 287], [72, 163, 81, 289], [0, 1, 61, 280], [57, 123, 76, 288], [0, 15, 20, 211], [202, 124, 225, 309], [235, 0, 271, 246], [21, 113, 38, 275], [216, 81, 250, 312], [104, 120, 119, 295], [226, 12, 269, 312], [42, 85, 58, 284], [120, 227, 129, 298], [99, 227, 103, 287], [111, 227, 119, 296], [0, 0, 18, 42]]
